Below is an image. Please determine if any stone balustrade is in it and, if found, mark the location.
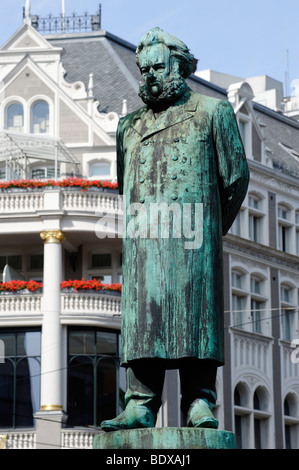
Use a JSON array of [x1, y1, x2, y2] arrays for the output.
[[0, 291, 121, 324], [61, 291, 121, 318], [61, 429, 99, 449], [0, 187, 121, 215], [1, 431, 36, 449], [0, 191, 44, 212], [0, 293, 42, 317]]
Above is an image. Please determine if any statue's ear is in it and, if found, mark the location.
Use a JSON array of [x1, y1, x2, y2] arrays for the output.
[[170, 55, 181, 75]]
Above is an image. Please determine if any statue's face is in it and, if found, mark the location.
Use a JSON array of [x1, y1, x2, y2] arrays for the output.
[[138, 44, 171, 98]]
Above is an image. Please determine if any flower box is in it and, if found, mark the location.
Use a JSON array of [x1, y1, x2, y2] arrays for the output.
[[0, 178, 118, 192]]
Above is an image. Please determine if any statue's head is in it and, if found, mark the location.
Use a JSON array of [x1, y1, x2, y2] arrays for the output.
[[136, 27, 197, 110]]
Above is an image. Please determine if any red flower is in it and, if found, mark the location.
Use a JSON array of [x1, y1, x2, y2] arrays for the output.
[[0, 178, 118, 191]]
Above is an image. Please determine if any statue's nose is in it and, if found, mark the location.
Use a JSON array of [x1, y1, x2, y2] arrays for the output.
[[148, 68, 156, 79]]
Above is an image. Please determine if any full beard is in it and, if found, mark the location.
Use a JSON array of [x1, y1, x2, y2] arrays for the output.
[[138, 73, 188, 111]]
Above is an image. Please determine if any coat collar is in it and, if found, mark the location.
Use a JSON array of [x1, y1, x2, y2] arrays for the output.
[[130, 89, 198, 141]]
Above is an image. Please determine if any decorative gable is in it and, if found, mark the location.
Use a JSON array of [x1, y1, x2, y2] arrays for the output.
[[0, 23, 57, 52], [228, 81, 264, 163]]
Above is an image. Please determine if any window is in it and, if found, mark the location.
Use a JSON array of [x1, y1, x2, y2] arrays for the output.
[[0, 168, 6, 180], [230, 212, 241, 237], [234, 384, 271, 449], [232, 295, 245, 328], [91, 253, 112, 268], [248, 194, 264, 243], [234, 384, 250, 449], [231, 270, 247, 328], [0, 329, 41, 428], [30, 254, 43, 270], [0, 255, 22, 272], [31, 101, 49, 134], [281, 284, 296, 342], [296, 211, 299, 256], [90, 162, 111, 178], [250, 276, 266, 334], [277, 204, 292, 253], [6, 103, 24, 132], [31, 167, 60, 179], [284, 394, 299, 449], [67, 328, 125, 427], [232, 271, 243, 289]]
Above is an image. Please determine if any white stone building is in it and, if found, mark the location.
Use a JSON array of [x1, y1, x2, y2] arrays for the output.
[[0, 5, 298, 449]]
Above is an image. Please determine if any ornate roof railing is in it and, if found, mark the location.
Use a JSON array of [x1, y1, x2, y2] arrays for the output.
[[23, 5, 102, 34]]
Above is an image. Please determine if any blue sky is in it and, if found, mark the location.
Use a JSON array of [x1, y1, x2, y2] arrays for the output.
[[1, 0, 299, 95]]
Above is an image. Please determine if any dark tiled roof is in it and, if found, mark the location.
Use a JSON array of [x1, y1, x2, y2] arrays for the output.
[[48, 31, 143, 115], [47, 30, 226, 115]]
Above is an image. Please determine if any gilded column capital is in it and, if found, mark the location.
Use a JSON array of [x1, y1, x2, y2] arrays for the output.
[[40, 230, 66, 244]]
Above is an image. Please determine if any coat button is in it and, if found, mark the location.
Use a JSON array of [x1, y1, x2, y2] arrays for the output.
[[144, 141, 149, 146], [172, 155, 178, 161], [171, 174, 177, 180], [171, 193, 178, 200], [140, 158, 146, 164], [173, 137, 180, 142], [140, 177, 145, 183], [140, 198, 145, 203]]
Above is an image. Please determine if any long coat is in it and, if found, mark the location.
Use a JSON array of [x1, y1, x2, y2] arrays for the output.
[[117, 89, 249, 367]]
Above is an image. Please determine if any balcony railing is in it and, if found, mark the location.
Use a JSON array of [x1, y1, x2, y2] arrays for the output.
[[0, 290, 121, 325], [0, 431, 36, 449], [24, 6, 102, 34], [61, 291, 121, 319], [0, 184, 120, 215], [1, 429, 98, 449]]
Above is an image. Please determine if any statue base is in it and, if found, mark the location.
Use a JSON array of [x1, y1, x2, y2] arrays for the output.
[[93, 427, 236, 449]]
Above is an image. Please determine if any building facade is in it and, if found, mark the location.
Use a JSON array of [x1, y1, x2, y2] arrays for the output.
[[0, 8, 298, 449]]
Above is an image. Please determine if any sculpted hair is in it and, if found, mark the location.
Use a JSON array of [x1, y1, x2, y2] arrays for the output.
[[136, 27, 197, 79]]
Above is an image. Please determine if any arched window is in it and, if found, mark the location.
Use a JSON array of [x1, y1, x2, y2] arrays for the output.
[[31, 101, 49, 134], [284, 394, 299, 449], [5, 103, 24, 132], [89, 161, 111, 179], [234, 383, 250, 449], [253, 387, 270, 449]]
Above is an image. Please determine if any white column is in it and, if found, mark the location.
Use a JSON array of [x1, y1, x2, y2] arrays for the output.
[[39, 230, 65, 411]]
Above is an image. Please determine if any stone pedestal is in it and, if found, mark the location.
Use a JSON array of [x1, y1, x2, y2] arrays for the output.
[[93, 427, 236, 449]]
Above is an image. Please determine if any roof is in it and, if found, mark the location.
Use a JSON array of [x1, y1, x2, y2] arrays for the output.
[[47, 29, 299, 176], [47, 30, 226, 115]]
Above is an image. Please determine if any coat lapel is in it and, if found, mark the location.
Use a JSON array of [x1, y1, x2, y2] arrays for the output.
[[130, 91, 198, 141]]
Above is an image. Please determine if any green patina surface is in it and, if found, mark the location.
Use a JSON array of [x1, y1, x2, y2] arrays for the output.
[[118, 88, 249, 366], [94, 427, 236, 449]]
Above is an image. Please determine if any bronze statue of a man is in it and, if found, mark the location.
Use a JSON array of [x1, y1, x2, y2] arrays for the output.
[[101, 28, 249, 431]]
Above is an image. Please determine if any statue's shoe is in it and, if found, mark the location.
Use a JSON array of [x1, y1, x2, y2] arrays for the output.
[[187, 398, 219, 429], [100, 401, 157, 432]]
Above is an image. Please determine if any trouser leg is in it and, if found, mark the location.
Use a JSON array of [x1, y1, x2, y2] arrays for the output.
[[124, 360, 165, 410], [179, 359, 218, 428], [101, 360, 165, 431]]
